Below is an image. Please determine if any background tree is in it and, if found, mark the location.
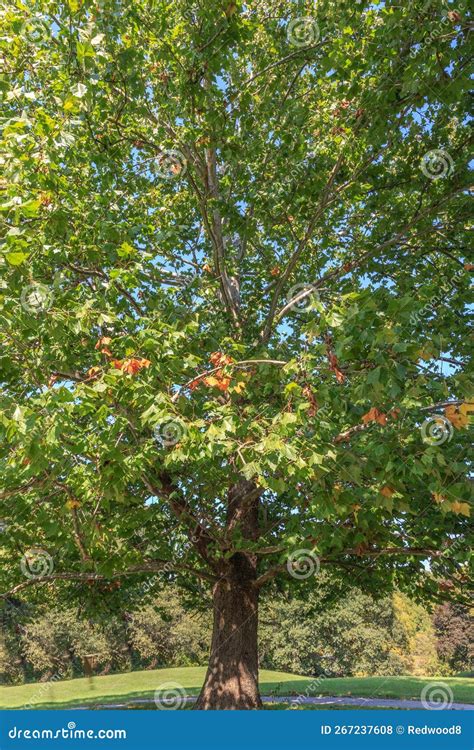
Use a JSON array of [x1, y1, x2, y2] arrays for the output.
[[0, 0, 471, 708], [433, 602, 473, 674]]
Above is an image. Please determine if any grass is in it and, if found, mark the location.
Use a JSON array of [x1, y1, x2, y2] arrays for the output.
[[0, 667, 472, 710]]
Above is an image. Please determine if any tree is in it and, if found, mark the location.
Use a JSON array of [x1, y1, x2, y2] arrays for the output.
[[433, 602, 473, 673], [0, 0, 471, 709]]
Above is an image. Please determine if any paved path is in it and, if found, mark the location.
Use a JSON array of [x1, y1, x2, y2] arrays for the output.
[[74, 695, 474, 711], [263, 696, 474, 711]]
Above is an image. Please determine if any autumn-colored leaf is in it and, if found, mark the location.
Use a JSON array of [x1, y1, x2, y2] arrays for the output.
[[86, 366, 102, 379], [65, 499, 81, 510], [203, 375, 221, 388], [444, 403, 469, 429], [432, 493, 446, 504], [270, 266, 281, 277], [231, 380, 246, 394], [450, 501, 470, 517], [112, 358, 151, 375], [380, 485, 395, 498], [302, 384, 319, 417], [209, 351, 234, 367], [95, 336, 112, 351], [448, 10, 462, 23], [202, 263, 212, 274], [361, 406, 387, 426], [216, 377, 231, 392], [464, 263, 474, 271]]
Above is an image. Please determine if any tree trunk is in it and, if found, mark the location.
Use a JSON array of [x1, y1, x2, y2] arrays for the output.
[[194, 552, 262, 710]]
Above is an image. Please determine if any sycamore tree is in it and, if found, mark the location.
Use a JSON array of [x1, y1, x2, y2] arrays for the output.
[[0, 0, 472, 709]]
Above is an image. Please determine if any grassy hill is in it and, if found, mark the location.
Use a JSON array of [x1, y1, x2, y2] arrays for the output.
[[1, 667, 472, 709]]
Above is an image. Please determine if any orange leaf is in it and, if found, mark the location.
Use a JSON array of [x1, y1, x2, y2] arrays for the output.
[[464, 263, 474, 271], [432, 493, 446, 504], [270, 266, 281, 277], [444, 404, 469, 429], [121, 358, 151, 375], [361, 407, 387, 426], [86, 366, 102, 379], [209, 351, 234, 367], [216, 377, 231, 392], [380, 485, 395, 498], [95, 336, 112, 350], [203, 375, 221, 388], [450, 501, 470, 517]]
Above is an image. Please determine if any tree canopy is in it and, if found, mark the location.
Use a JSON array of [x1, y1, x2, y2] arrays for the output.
[[0, 0, 472, 708]]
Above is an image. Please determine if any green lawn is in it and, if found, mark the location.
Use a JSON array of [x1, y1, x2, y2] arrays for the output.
[[0, 667, 472, 709]]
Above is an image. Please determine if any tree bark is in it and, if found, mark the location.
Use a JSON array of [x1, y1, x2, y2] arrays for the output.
[[194, 480, 263, 710], [194, 553, 262, 709]]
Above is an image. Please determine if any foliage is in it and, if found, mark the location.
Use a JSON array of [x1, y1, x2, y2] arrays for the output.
[[0, 0, 471, 681], [433, 602, 473, 674]]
